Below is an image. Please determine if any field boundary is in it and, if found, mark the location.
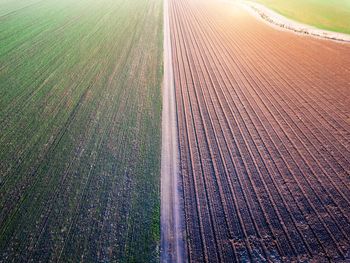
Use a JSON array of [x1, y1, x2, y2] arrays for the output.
[[239, 1, 350, 43], [160, 0, 186, 261]]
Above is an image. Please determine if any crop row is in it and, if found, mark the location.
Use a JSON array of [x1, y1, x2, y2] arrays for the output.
[[169, 0, 350, 261], [0, 0, 163, 261]]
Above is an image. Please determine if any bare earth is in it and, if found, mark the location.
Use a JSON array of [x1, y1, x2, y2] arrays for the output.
[[168, 0, 350, 261], [161, 0, 186, 261]]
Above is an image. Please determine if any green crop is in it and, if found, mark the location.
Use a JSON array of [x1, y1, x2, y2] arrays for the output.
[[0, 0, 163, 261]]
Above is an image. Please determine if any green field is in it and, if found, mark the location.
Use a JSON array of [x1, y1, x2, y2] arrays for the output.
[[251, 0, 350, 34], [0, 0, 163, 261]]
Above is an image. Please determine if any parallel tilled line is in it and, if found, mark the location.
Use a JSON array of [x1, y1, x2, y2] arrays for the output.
[[197, 1, 342, 258], [212, 9, 350, 176], [168, 3, 201, 261], [228, 18, 350, 116], [171, 0, 221, 261], [184, 2, 320, 260], [213, 18, 347, 239], [232, 23, 350, 150], [238, 49, 350, 215], [215, 18, 347, 227], [174, 0, 238, 260], [222, 38, 347, 259], [187, 2, 319, 259], [170, 1, 214, 261], [177, 1, 275, 260], [218, 19, 350, 213], [180, 1, 301, 260]]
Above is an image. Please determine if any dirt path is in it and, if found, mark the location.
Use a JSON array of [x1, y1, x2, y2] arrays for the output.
[[160, 0, 186, 261]]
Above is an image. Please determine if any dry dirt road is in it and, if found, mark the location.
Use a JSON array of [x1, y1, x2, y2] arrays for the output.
[[161, 0, 186, 261], [167, 0, 350, 261]]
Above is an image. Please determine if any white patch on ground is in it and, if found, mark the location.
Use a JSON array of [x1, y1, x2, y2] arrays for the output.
[[239, 0, 350, 43]]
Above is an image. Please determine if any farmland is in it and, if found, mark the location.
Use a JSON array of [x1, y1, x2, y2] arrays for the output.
[[0, 0, 163, 261], [167, 0, 350, 261], [2, 0, 350, 261], [250, 0, 350, 34]]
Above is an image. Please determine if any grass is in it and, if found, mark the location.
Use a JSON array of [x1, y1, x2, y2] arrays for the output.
[[0, 0, 163, 261], [250, 0, 350, 34]]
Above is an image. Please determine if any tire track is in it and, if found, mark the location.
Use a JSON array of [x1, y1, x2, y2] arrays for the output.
[[161, 0, 186, 260]]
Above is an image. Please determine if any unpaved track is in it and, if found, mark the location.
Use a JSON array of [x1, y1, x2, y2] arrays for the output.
[[161, 0, 186, 261], [168, 0, 350, 261]]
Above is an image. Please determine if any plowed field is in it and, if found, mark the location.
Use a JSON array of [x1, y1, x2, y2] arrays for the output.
[[168, 0, 350, 261]]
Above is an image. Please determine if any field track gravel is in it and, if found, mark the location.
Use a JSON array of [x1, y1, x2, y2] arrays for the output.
[[161, 0, 186, 260], [168, 0, 350, 261]]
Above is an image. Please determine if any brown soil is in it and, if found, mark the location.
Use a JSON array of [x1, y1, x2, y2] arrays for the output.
[[168, 0, 350, 261]]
